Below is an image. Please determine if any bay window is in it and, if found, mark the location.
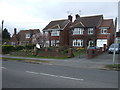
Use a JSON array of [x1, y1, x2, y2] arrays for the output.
[[73, 39, 83, 47]]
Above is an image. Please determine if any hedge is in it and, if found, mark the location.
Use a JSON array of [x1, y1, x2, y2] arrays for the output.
[[14, 45, 25, 51], [2, 45, 14, 54]]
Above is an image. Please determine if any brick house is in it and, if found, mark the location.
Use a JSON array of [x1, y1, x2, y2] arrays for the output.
[[97, 19, 115, 48], [9, 28, 40, 45], [42, 15, 72, 47], [116, 31, 120, 43], [70, 14, 115, 49]]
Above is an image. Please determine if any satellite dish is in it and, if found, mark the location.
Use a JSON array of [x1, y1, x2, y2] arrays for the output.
[[36, 44, 40, 49]]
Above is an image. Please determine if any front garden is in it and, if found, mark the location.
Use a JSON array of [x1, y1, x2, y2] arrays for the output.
[[2, 45, 86, 59]]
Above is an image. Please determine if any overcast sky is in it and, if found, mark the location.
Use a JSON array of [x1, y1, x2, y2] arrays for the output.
[[0, 0, 119, 35]]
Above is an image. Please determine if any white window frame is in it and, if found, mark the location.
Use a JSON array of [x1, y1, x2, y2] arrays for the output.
[[72, 39, 83, 47], [11, 42, 16, 45], [101, 28, 107, 34], [51, 40, 60, 46], [88, 40, 94, 46], [26, 33, 31, 38], [51, 30, 60, 36], [73, 28, 84, 35], [44, 31, 48, 35], [88, 28, 94, 34], [44, 40, 49, 47]]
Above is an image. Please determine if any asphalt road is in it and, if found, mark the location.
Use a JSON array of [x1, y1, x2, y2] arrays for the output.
[[2, 60, 118, 88]]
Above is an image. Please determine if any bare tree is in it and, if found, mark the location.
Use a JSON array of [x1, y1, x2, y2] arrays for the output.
[[32, 32, 49, 48]]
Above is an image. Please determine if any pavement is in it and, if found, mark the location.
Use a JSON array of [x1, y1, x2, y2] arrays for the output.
[[1, 51, 120, 69]]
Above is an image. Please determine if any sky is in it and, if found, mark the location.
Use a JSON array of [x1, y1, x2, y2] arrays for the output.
[[0, 0, 119, 36]]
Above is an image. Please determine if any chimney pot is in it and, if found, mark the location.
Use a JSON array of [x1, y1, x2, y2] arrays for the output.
[[14, 28, 17, 35], [75, 14, 80, 19], [68, 15, 72, 22]]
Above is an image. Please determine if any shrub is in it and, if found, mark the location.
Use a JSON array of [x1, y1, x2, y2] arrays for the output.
[[2, 45, 14, 54], [14, 45, 25, 51], [76, 48, 85, 52], [25, 44, 34, 50]]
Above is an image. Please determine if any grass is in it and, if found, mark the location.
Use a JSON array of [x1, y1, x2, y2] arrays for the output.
[[104, 64, 120, 70], [9, 54, 69, 60], [29, 55, 69, 59], [2, 57, 50, 63]]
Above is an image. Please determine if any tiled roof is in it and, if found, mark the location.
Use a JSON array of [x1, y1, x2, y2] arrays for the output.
[[10, 29, 40, 42], [100, 19, 113, 27], [43, 19, 70, 31], [71, 15, 103, 28]]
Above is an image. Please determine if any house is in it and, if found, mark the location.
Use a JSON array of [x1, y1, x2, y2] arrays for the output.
[[97, 19, 115, 48], [42, 15, 72, 47], [70, 14, 115, 49], [116, 31, 120, 43], [9, 28, 40, 45]]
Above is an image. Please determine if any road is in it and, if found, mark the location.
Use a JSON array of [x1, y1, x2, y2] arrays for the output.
[[2, 60, 118, 88]]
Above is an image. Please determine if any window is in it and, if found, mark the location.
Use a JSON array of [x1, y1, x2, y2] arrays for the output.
[[51, 30, 60, 36], [73, 28, 84, 35], [88, 28, 94, 34], [73, 39, 83, 47], [51, 40, 59, 46], [26, 34, 30, 38], [44, 40, 49, 47], [44, 32, 48, 35], [11, 42, 16, 45], [88, 40, 94, 46], [101, 28, 107, 34]]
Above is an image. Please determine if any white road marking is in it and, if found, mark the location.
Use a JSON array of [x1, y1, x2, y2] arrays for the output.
[[1, 67, 7, 69], [48, 64, 53, 65], [26, 71, 84, 81]]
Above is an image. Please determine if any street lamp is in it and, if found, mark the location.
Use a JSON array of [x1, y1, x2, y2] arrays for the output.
[[2, 20, 4, 31], [113, 17, 117, 64]]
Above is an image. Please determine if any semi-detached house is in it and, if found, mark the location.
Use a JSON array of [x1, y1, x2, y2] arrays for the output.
[[70, 14, 115, 49], [42, 15, 72, 47], [43, 14, 115, 49]]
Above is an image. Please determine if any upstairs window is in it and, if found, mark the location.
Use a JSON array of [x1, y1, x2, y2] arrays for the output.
[[101, 28, 107, 34], [73, 28, 84, 35], [51, 30, 60, 36], [88, 28, 94, 34], [26, 34, 30, 38]]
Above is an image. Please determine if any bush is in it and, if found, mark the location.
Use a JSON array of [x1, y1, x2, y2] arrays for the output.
[[14, 45, 25, 51], [25, 44, 34, 50], [2, 45, 14, 54]]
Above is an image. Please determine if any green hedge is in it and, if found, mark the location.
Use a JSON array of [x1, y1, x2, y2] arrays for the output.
[[25, 44, 34, 50], [14, 45, 25, 51], [2, 45, 14, 54]]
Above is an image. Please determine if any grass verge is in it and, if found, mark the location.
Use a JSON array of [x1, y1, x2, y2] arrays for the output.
[[104, 64, 120, 70], [2, 57, 50, 63]]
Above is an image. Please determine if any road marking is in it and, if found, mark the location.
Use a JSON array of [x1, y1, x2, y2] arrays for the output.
[[26, 71, 84, 81], [48, 64, 53, 65], [1, 67, 7, 69]]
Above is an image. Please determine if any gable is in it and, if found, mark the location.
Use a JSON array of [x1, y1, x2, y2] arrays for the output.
[[43, 19, 70, 31]]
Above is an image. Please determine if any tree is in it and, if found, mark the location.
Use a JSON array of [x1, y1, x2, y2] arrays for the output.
[[2, 28, 11, 44], [32, 32, 49, 48]]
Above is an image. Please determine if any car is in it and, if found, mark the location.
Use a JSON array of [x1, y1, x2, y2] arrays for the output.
[[108, 43, 120, 54]]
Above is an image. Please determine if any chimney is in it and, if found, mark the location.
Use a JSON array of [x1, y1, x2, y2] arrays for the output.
[[14, 28, 17, 35], [75, 14, 80, 19], [68, 15, 72, 22]]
